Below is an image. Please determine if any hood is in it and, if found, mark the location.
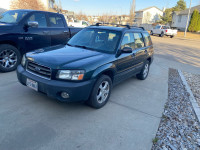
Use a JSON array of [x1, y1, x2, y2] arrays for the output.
[[26, 45, 113, 69], [0, 23, 15, 31]]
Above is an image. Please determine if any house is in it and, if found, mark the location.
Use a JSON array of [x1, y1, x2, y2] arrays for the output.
[[62, 10, 75, 23], [134, 6, 163, 25], [171, 5, 200, 31], [0, 0, 56, 11]]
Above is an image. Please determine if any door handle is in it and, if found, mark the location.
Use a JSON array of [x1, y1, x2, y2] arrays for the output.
[[64, 31, 68, 33], [132, 53, 136, 57]]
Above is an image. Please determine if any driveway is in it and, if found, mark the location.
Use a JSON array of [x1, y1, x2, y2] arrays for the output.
[[0, 36, 199, 150]]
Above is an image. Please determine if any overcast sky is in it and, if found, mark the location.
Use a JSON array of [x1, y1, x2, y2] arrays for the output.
[[60, 0, 200, 15]]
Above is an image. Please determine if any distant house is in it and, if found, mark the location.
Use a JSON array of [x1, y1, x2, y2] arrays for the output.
[[62, 10, 75, 23], [171, 5, 200, 31], [134, 6, 163, 25]]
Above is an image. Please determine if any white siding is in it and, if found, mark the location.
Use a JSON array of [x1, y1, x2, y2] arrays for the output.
[[40, 0, 49, 10], [0, 0, 12, 9], [172, 14, 191, 30], [142, 7, 163, 24]]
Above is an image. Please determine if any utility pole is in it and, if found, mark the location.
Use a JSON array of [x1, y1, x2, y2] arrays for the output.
[[184, 0, 192, 37]]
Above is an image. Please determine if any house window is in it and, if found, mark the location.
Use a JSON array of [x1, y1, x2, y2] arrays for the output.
[[178, 15, 182, 23]]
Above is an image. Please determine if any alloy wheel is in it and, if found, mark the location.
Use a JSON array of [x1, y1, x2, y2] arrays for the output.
[[143, 63, 149, 78], [0, 50, 17, 69], [96, 81, 110, 104]]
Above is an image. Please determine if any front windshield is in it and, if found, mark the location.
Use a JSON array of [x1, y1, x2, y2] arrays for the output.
[[0, 10, 28, 24], [68, 28, 121, 53]]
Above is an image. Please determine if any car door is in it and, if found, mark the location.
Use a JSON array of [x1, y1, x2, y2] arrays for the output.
[[154, 25, 161, 34], [133, 32, 147, 71], [47, 13, 69, 46], [24, 12, 51, 51], [115, 32, 138, 83]]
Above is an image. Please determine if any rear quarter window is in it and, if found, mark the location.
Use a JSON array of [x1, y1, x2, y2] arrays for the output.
[[142, 32, 152, 46]]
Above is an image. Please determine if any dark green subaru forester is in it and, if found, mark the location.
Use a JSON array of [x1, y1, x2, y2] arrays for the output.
[[17, 23, 154, 109]]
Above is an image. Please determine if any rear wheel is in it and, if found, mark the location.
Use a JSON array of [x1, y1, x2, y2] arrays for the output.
[[136, 61, 150, 80], [0, 44, 21, 72], [86, 75, 112, 109], [170, 35, 174, 38]]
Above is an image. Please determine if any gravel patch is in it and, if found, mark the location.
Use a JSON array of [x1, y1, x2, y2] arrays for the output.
[[183, 72, 200, 107], [152, 68, 200, 150]]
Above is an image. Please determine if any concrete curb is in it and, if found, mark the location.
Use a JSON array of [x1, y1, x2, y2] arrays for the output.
[[178, 70, 200, 122]]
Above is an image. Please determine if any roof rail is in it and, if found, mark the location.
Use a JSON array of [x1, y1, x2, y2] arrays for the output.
[[94, 22, 145, 30], [95, 22, 131, 29], [130, 26, 145, 30]]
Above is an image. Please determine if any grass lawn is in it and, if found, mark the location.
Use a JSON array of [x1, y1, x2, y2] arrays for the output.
[[176, 31, 200, 40]]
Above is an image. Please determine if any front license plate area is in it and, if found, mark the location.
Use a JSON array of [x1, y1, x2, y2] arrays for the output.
[[26, 78, 38, 91]]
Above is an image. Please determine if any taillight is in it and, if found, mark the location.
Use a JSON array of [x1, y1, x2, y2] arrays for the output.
[[166, 30, 168, 32]]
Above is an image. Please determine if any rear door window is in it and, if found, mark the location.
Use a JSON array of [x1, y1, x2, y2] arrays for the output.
[[142, 32, 152, 46], [133, 33, 144, 49], [48, 14, 64, 27]]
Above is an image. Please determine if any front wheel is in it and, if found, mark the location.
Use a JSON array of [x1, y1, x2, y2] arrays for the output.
[[160, 32, 164, 37], [136, 61, 150, 80], [0, 44, 21, 72], [170, 35, 174, 38], [86, 75, 112, 109]]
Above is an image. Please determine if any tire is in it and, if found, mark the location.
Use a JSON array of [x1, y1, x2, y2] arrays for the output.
[[150, 31, 153, 35], [0, 44, 21, 72], [136, 61, 150, 80], [86, 75, 112, 109], [170, 35, 174, 38], [160, 32, 164, 37]]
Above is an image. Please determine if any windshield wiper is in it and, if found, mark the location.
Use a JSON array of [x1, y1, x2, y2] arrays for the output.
[[74, 45, 88, 49], [66, 43, 72, 46], [74, 45, 96, 51], [0, 21, 7, 23]]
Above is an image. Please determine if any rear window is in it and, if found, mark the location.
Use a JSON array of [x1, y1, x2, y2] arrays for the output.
[[48, 14, 64, 27], [142, 32, 152, 46]]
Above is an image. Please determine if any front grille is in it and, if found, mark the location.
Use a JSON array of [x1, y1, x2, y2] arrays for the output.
[[27, 61, 51, 80]]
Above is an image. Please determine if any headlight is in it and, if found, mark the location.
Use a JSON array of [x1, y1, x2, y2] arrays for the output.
[[57, 70, 85, 80], [21, 55, 26, 66]]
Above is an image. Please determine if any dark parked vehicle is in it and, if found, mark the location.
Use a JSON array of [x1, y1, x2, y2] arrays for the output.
[[0, 9, 82, 72], [17, 23, 154, 109]]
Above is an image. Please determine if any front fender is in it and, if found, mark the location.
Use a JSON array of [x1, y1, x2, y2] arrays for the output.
[[91, 63, 117, 79]]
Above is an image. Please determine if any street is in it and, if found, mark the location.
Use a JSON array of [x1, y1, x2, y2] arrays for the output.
[[0, 36, 199, 150]]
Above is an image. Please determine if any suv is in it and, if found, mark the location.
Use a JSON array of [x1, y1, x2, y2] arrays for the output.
[[0, 9, 82, 72], [17, 23, 154, 109]]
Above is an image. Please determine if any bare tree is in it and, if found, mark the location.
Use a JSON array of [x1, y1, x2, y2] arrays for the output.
[[129, 0, 135, 25], [10, 0, 45, 11]]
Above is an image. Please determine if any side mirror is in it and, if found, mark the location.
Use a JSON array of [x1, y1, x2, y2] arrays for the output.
[[121, 47, 132, 53], [27, 21, 38, 28]]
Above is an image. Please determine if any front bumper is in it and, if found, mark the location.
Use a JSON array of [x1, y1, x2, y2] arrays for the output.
[[17, 65, 96, 102]]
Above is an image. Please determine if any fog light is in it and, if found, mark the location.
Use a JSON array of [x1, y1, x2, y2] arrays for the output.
[[61, 92, 69, 99]]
